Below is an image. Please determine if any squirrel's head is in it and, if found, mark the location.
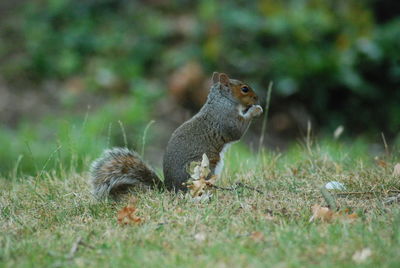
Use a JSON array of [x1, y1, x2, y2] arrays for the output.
[[212, 72, 259, 108]]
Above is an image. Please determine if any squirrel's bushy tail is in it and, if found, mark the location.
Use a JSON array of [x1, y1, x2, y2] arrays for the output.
[[89, 148, 162, 199]]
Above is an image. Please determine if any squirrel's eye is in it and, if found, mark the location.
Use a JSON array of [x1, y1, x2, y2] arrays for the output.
[[241, 86, 249, 93]]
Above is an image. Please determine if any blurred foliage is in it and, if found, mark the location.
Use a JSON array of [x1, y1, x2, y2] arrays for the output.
[[1, 0, 397, 133], [0, 0, 399, 176]]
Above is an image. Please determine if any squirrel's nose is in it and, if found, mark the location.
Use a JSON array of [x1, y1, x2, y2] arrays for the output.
[[253, 95, 258, 102]]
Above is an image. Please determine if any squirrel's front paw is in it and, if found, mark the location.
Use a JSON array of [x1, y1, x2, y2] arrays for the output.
[[249, 105, 263, 117]]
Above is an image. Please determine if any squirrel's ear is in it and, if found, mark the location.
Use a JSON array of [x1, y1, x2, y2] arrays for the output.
[[219, 73, 230, 86], [212, 72, 219, 84]]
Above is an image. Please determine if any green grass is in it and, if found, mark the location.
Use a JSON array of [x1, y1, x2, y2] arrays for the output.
[[0, 91, 157, 177], [1, 141, 400, 267]]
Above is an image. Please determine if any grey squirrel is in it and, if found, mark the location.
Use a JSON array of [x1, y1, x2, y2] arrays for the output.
[[90, 72, 263, 198]]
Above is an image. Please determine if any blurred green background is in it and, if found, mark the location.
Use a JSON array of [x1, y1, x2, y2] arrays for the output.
[[0, 0, 399, 177]]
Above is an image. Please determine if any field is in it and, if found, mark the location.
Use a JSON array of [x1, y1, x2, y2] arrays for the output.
[[1, 141, 400, 267]]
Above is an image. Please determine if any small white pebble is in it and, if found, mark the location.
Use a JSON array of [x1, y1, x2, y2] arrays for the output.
[[325, 181, 346, 190], [194, 232, 207, 242], [333, 125, 344, 139], [393, 163, 400, 177]]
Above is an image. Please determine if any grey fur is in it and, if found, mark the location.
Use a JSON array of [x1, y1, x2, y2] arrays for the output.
[[90, 148, 160, 199], [89, 76, 262, 198], [163, 81, 262, 191]]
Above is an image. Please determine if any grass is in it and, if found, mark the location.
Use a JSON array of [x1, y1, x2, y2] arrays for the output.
[[1, 140, 400, 267], [0, 90, 159, 177]]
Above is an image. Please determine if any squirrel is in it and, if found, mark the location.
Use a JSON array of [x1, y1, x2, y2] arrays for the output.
[[90, 72, 263, 199]]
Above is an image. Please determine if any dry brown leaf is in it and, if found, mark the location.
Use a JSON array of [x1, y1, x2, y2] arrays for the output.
[[309, 205, 334, 222], [338, 208, 359, 222], [309, 205, 358, 223], [374, 157, 387, 168], [186, 153, 217, 197], [352, 248, 372, 264], [117, 204, 143, 225], [250, 231, 265, 242], [393, 163, 400, 177], [187, 178, 207, 197], [205, 175, 217, 186], [346, 213, 359, 221]]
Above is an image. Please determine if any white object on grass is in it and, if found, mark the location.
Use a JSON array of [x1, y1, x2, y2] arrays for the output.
[[325, 181, 346, 190], [333, 125, 344, 139]]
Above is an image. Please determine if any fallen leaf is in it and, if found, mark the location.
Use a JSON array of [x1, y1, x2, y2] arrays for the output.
[[187, 178, 207, 197], [374, 157, 387, 168], [352, 248, 372, 264], [309, 205, 358, 223], [346, 213, 359, 221], [309, 205, 334, 222], [205, 175, 217, 186], [117, 204, 143, 225], [250, 231, 264, 242], [186, 153, 216, 197], [393, 163, 400, 177], [342, 208, 351, 213]]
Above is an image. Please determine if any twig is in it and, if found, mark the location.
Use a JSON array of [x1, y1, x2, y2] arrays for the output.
[[306, 120, 313, 156], [208, 184, 236, 191], [384, 194, 400, 205], [235, 182, 265, 194], [335, 190, 400, 196], [258, 81, 273, 152], [67, 236, 82, 259], [336, 191, 376, 196], [79, 240, 95, 250], [209, 182, 264, 194], [381, 132, 390, 156]]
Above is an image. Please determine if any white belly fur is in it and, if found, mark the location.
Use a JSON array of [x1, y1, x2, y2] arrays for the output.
[[214, 142, 235, 177]]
